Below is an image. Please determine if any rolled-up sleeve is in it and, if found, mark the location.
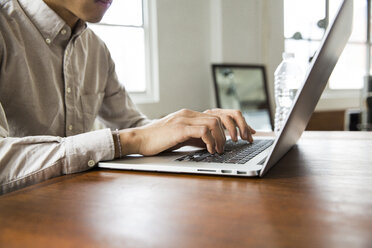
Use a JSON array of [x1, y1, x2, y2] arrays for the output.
[[0, 103, 115, 195]]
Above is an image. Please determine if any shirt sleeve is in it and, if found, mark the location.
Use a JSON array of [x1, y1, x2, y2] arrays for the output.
[[97, 46, 152, 129], [0, 102, 115, 195], [0, 31, 3, 70]]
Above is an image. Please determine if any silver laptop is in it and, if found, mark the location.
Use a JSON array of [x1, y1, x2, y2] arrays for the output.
[[99, 0, 353, 177]]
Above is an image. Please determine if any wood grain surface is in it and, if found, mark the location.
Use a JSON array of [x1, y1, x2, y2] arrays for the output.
[[1, 132, 372, 248]]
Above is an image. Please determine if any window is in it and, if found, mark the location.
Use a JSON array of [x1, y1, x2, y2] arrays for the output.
[[89, 0, 159, 103], [284, 0, 369, 91]]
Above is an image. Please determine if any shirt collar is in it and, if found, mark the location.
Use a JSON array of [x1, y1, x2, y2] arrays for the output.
[[18, 0, 87, 43]]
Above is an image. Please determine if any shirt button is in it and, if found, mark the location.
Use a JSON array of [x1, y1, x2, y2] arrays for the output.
[[68, 125, 73, 131], [65, 51, 68, 57], [61, 29, 67, 35], [88, 160, 95, 167], [45, 38, 51, 44], [66, 87, 71, 93]]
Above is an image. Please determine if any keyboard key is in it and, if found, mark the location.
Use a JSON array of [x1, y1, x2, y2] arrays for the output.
[[175, 139, 274, 164]]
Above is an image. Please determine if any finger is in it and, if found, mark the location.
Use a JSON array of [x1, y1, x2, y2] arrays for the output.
[[185, 125, 216, 154], [192, 111, 227, 148], [204, 108, 257, 142], [249, 125, 256, 135], [177, 116, 225, 153], [230, 111, 254, 143], [178, 109, 224, 133], [220, 114, 238, 142]]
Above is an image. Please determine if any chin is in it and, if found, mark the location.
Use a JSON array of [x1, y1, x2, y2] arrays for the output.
[[85, 15, 105, 23]]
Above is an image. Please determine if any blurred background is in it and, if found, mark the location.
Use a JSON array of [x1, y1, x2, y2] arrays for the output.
[[90, 0, 371, 131]]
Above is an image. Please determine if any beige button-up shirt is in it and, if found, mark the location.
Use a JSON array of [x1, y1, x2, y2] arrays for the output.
[[0, 0, 149, 194]]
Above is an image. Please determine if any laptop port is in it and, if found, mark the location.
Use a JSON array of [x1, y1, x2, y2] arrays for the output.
[[237, 171, 247, 175], [197, 169, 216, 172], [221, 170, 232, 173]]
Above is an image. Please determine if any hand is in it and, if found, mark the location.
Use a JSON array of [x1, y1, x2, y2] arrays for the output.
[[203, 108, 256, 142], [118, 108, 255, 157]]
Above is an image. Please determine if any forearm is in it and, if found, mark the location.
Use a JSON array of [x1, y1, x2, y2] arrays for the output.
[[0, 129, 114, 194]]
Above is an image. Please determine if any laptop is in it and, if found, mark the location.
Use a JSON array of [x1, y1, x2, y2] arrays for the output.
[[99, 0, 353, 177]]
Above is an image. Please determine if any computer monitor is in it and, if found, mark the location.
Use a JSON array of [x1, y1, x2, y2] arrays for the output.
[[212, 64, 273, 131]]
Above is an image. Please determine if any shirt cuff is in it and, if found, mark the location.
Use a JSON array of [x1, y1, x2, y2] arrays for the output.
[[64, 128, 114, 174]]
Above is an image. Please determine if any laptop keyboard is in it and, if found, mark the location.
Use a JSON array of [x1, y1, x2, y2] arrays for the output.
[[175, 139, 274, 164]]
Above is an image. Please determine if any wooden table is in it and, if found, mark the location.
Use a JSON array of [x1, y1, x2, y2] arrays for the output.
[[1, 132, 372, 248]]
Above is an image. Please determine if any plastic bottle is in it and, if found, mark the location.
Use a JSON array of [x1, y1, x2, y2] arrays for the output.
[[274, 52, 302, 133]]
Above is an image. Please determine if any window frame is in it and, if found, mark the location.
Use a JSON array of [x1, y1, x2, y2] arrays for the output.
[[132, 0, 159, 103], [89, 0, 159, 104]]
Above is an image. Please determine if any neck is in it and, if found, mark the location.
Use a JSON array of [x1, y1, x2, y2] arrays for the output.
[[43, 0, 79, 28]]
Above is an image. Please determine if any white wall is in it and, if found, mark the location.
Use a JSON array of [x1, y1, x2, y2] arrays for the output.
[[212, 0, 284, 113], [137, 0, 284, 119]]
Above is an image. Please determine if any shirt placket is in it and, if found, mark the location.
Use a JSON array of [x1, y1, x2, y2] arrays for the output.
[[63, 40, 76, 136]]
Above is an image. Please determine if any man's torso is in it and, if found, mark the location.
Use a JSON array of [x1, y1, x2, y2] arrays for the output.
[[0, 0, 111, 137]]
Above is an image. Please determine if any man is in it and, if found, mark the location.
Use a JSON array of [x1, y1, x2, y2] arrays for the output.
[[0, 0, 255, 194]]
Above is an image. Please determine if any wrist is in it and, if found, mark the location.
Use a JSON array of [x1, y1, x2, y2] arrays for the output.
[[119, 128, 142, 156], [112, 129, 122, 159]]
